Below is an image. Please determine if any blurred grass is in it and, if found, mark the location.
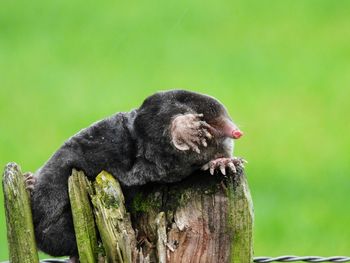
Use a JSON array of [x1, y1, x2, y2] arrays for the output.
[[1, 0, 350, 260]]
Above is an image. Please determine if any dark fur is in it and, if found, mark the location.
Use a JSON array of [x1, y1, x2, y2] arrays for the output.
[[31, 90, 233, 256]]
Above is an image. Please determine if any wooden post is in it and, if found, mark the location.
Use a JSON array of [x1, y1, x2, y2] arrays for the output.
[[68, 169, 99, 263], [229, 172, 254, 262], [131, 167, 254, 263], [2, 162, 39, 263], [89, 171, 137, 263]]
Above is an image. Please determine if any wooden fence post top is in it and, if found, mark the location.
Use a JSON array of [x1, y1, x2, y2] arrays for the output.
[[3, 162, 39, 263]]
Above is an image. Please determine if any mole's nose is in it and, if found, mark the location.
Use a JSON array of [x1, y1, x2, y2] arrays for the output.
[[221, 118, 243, 139], [232, 130, 243, 139]]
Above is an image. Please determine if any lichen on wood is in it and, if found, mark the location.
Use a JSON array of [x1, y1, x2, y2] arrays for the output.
[[68, 169, 99, 263], [2, 162, 39, 263]]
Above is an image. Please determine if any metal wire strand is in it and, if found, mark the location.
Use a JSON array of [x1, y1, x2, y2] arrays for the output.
[[39, 256, 350, 263], [2, 256, 350, 263], [254, 256, 350, 262]]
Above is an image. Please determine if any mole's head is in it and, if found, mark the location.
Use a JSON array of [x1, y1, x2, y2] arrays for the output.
[[173, 90, 243, 140], [134, 90, 243, 149]]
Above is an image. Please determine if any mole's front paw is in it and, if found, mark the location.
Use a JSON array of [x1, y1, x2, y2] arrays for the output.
[[201, 157, 247, 175], [171, 113, 213, 153], [24, 172, 36, 192]]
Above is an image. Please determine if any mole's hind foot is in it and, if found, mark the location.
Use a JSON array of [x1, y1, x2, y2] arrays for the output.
[[201, 157, 247, 175], [24, 172, 36, 192]]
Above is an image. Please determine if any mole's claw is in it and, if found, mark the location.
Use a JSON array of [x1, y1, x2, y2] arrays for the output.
[[187, 141, 200, 153], [201, 139, 207, 147], [227, 162, 237, 173], [205, 156, 246, 176], [204, 129, 212, 139], [220, 164, 226, 175], [174, 142, 190, 151], [26, 185, 35, 191], [201, 163, 209, 170], [25, 178, 36, 185], [199, 120, 211, 129], [23, 172, 36, 192], [209, 165, 215, 175]]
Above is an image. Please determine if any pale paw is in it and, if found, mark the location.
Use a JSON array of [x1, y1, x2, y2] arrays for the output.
[[23, 172, 36, 191], [201, 157, 247, 175], [171, 113, 213, 153]]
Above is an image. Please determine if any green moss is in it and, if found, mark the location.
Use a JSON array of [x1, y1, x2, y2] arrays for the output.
[[131, 192, 162, 213], [94, 171, 124, 209]]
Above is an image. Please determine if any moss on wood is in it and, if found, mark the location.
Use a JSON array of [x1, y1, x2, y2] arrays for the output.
[[68, 169, 99, 263], [2, 162, 39, 263], [89, 171, 137, 263]]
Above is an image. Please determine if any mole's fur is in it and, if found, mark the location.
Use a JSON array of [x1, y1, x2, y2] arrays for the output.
[[30, 89, 243, 257]]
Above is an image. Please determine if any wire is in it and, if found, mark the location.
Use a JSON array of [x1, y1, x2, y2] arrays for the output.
[[3, 256, 350, 263], [254, 256, 350, 262]]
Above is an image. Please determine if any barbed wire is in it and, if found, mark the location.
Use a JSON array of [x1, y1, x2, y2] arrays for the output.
[[37, 256, 350, 262], [3, 256, 350, 263], [254, 256, 350, 262]]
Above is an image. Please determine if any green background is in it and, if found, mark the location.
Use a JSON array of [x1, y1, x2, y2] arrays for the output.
[[1, 0, 349, 260]]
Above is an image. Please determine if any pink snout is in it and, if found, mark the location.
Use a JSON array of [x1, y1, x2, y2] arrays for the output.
[[219, 117, 244, 139], [232, 129, 243, 139]]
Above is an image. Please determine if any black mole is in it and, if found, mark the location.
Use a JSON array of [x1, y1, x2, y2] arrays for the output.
[[27, 90, 244, 259]]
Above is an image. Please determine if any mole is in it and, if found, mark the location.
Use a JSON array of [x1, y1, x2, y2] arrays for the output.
[[24, 89, 245, 260]]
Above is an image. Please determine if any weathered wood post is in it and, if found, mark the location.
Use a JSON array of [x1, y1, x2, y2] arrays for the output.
[[131, 167, 254, 263], [89, 171, 137, 263], [68, 169, 99, 263], [2, 162, 39, 263], [229, 172, 254, 262]]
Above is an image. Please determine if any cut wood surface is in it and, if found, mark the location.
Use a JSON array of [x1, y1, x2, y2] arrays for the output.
[[2, 162, 39, 263]]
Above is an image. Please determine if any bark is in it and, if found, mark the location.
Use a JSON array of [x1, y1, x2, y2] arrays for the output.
[[2, 162, 39, 263]]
